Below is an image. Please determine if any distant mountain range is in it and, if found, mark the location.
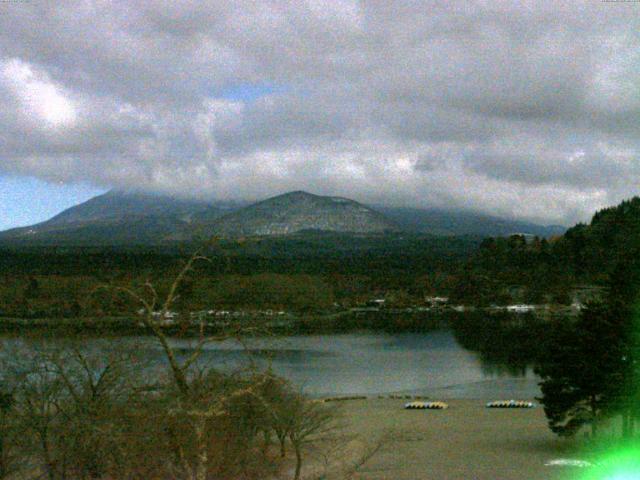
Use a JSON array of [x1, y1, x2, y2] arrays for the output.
[[0, 190, 566, 245], [377, 207, 566, 238]]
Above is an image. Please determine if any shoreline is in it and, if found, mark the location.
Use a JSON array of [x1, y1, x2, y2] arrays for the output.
[[0, 306, 569, 336], [326, 398, 580, 480]]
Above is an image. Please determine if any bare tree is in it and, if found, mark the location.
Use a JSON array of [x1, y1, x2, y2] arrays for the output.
[[4, 340, 143, 480], [103, 250, 270, 480], [89, 247, 339, 480], [287, 398, 337, 480], [47, 343, 141, 479], [12, 354, 65, 480]]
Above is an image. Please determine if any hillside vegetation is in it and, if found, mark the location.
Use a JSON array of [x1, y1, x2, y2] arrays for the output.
[[450, 197, 640, 305], [0, 233, 479, 319]]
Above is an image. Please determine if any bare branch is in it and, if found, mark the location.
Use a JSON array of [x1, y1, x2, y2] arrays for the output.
[[160, 252, 210, 319]]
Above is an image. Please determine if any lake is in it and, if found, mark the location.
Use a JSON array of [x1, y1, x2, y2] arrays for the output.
[[2, 330, 540, 399]]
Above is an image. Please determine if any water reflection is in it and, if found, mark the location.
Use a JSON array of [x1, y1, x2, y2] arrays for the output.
[[0, 330, 540, 399], [478, 360, 530, 378]]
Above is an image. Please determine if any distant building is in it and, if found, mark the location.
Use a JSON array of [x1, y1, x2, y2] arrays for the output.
[[425, 296, 449, 306], [505, 304, 535, 313]]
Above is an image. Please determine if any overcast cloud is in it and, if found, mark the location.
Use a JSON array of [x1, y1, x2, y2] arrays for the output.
[[1, 0, 639, 225]]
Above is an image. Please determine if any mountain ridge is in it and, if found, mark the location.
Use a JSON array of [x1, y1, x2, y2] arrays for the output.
[[377, 206, 566, 237], [0, 189, 566, 245], [208, 191, 398, 237], [0, 190, 242, 245]]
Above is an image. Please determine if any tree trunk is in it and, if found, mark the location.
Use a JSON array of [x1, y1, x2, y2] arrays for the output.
[[194, 417, 208, 480], [165, 423, 193, 478], [278, 435, 286, 458], [41, 436, 57, 480], [293, 444, 302, 480], [262, 430, 271, 455]]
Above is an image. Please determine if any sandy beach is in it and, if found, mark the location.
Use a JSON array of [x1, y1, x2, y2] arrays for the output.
[[323, 398, 583, 480]]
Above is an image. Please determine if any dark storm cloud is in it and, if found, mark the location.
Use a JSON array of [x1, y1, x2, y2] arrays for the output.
[[1, 0, 639, 224]]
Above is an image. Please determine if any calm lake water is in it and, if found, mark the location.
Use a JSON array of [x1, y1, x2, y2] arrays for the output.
[[3, 330, 540, 399]]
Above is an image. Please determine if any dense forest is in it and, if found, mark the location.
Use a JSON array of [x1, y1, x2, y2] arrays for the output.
[[449, 197, 640, 305], [0, 233, 479, 319]]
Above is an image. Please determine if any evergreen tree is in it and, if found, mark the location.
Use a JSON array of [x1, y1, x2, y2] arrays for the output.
[[535, 301, 626, 437], [603, 253, 640, 437]]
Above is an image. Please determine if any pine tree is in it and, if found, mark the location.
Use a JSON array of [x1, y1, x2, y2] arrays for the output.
[[535, 301, 626, 437], [603, 254, 640, 437]]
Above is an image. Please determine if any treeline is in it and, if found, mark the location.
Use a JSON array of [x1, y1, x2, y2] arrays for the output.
[[0, 233, 479, 318], [0, 273, 441, 319], [450, 196, 640, 305], [0, 233, 479, 276], [449, 235, 575, 305]]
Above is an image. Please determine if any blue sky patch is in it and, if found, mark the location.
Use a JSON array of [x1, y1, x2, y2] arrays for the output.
[[0, 175, 105, 231]]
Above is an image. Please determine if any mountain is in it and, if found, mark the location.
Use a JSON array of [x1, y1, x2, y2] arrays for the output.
[[0, 189, 566, 246], [0, 190, 241, 245], [38, 189, 223, 225], [209, 191, 398, 236], [377, 207, 566, 238]]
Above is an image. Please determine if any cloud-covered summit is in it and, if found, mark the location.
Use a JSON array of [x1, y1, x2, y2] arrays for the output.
[[1, 1, 639, 225]]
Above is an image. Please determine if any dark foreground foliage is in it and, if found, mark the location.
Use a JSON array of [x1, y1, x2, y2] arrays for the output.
[[535, 246, 640, 439], [0, 339, 337, 480]]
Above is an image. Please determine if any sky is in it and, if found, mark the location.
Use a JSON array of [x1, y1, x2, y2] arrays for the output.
[[0, 175, 104, 231], [1, 0, 640, 230]]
